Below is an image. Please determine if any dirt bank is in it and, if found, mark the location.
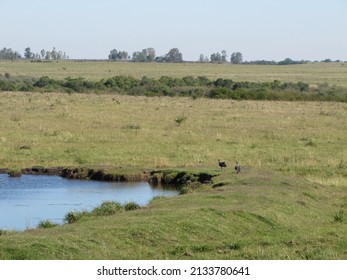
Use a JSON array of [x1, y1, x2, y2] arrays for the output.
[[0, 166, 217, 190]]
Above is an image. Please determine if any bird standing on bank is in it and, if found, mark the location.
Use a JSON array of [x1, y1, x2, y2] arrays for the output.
[[218, 159, 227, 170], [235, 162, 241, 174]]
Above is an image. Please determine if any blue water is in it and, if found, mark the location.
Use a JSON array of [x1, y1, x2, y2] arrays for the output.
[[0, 174, 178, 231]]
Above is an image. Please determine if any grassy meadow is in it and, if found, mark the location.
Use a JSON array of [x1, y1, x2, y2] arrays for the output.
[[1, 60, 347, 87], [0, 61, 346, 259]]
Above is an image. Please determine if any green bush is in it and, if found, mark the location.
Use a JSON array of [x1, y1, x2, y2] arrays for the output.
[[64, 210, 90, 224], [124, 202, 141, 211], [179, 186, 193, 195], [37, 220, 58, 229], [8, 167, 22, 177], [2, 74, 346, 102], [91, 201, 122, 216]]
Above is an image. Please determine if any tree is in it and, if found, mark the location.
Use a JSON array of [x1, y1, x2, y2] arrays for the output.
[[146, 47, 156, 62], [40, 49, 45, 59], [24, 47, 32, 59], [165, 48, 183, 63], [198, 54, 209, 63], [51, 47, 57, 60], [109, 49, 128, 60], [132, 48, 156, 62], [132, 50, 147, 62], [45, 51, 52, 60], [0, 48, 21, 60], [221, 50, 228, 63], [230, 52, 243, 64], [118, 51, 128, 60], [210, 52, 222, 63], [109, 49, 118, 60]]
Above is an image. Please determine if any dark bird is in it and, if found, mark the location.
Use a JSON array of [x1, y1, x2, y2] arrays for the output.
[[235, 162, 241, 174], [218, 159, 227, 170]]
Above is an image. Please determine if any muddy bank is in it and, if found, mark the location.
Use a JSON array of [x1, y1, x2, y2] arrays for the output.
[[61, 167, 150, 182], [0, 166, 218, 190], [0, 167, 64, 176]]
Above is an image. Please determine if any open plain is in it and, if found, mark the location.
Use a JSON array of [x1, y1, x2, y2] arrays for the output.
[[0, 61, 346, 259]]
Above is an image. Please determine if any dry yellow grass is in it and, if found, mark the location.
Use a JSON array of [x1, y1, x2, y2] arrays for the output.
[[1, 60, 347, 87]]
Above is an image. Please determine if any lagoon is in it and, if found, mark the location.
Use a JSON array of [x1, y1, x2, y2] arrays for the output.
[[0, 174, 178, 231]]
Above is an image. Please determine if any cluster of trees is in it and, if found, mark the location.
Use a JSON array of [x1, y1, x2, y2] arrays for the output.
[[0, 48, 21, 60], [0, 46, 69, 60], [24, 47, 69, 60], [199, 51, 243, 64], [1, 74, 345, 102], [109, 47, 183, 63], [108, 49, 128, 60], [132, 48, 156, 62]]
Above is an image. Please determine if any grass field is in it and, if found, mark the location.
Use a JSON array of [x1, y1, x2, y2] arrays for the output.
[[0, 61, 346, 259], [0, 92, 346, 185], [1, 60, 347, 87]]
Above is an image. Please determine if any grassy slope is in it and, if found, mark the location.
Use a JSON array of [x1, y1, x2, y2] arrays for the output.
[[1, 60, 347, 87], [0, 167, 346, 260]]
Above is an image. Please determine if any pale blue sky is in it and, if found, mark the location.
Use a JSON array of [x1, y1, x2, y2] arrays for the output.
[[1, 0, 346, 61]]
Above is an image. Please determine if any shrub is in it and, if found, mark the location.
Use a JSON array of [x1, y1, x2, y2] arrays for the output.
[[124, 202, 141, 211], [91, 201, 122, 216], [37, 220, 58, 229], [179, 186, 193, 195], [334, 210, 345, 222], [175, 115, 187, 126], [64, 210, 90, 224], [209, 87, 233, 99], [8, 167, 22, 177]]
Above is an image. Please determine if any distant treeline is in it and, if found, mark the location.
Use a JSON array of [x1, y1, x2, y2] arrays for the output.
[[0, 75, 346, 102], [1, 46, 343, 64], [0, 47, 69, 60]]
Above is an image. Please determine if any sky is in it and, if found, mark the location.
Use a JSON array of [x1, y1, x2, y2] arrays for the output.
[[1, 0, 346, 61]]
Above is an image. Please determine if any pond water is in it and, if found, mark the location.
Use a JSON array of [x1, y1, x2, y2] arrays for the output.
[[0, 174, 178, 231]]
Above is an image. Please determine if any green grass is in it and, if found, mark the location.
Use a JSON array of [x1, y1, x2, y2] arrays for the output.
[[0, 64, 346, 259], [1, 60, 347, 87], [0, 167, 346, 259], [0, 92, 346, 187]]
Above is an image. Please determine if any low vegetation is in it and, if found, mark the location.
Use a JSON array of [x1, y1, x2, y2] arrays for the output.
[[7, 167, 22, 177], [0, 75, 346, 101], [64, 201, 140, 224], [37, 220, 58, 229], [1, 61, 347, 87]]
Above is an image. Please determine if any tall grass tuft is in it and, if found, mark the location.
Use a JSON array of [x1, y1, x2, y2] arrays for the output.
[[124, 202, 141, 211], [91, 201, 122, 216], [64, 210, 90, 224], [37, 220, 58, 229], [334, 210, 345, 223], [8, 167, 22, 177]]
